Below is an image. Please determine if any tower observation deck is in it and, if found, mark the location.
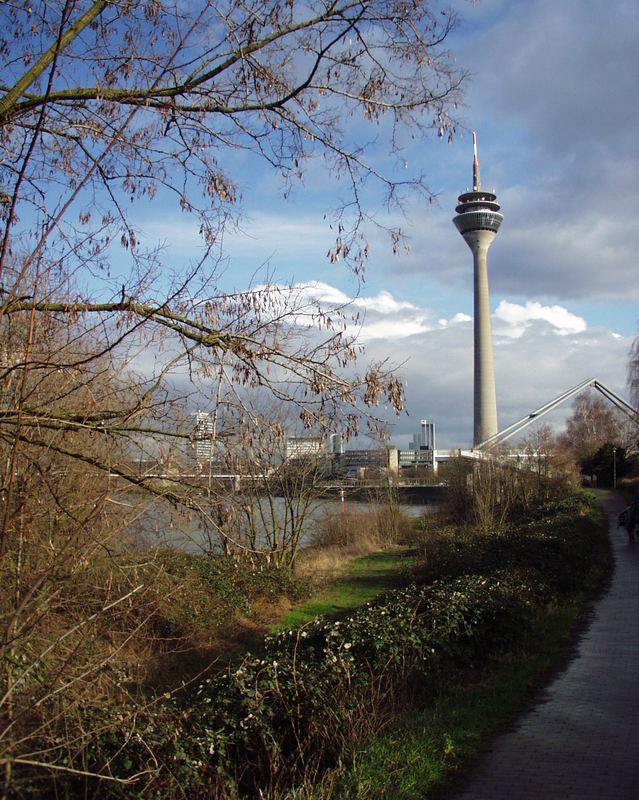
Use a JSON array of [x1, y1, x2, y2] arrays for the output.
[[453, 190, 503, 235], [453, 133, 503, 447]]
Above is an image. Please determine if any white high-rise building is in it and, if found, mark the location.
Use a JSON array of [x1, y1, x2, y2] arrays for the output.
[[399, 418, 436, 468], [193, 411, 214, 464], [410, 419, 436, 452]]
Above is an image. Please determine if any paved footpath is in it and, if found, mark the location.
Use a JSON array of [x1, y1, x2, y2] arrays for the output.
[[451, 490, 639, 800]]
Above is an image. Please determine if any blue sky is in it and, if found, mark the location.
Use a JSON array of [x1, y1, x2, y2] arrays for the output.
[[133, 0, 639, 448]]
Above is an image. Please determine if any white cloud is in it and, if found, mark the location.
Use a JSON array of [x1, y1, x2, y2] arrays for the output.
[[494, 300, 587, 338], [294, 284, 631, 448], [291, 281, 351, 307], [287, 282, 432, 341], [300, 283, 418, 315], [352, 289, 417, 315], [447, 312, 472, 326], [353, 318, 432, 341], [296, 284, 489, 343]]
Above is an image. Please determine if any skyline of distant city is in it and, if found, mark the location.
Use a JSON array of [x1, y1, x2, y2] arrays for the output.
[[110, 1, 639, 451]]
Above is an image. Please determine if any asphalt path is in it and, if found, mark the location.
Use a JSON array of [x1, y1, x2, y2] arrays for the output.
[[450, 489, 639, 800]]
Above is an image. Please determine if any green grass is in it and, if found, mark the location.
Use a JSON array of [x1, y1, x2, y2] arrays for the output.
[[273, 548, 417, 631], [281, 492, 612, 799], [315, 595, 602, 800]]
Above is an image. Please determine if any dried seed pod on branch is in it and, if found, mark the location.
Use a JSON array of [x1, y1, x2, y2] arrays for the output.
[[0, 0, 465, 792]]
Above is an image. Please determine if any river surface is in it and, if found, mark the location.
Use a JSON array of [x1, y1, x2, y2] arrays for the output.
[[129, 496, 434, 554]]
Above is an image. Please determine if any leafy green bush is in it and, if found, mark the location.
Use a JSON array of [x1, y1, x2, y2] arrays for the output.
[[193, 555, 311, 611]]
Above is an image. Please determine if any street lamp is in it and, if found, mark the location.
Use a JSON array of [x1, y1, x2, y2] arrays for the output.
[[613, 446, 617, 490]]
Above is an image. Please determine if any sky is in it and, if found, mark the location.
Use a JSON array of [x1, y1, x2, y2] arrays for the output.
[[141, 0, 639, 449]]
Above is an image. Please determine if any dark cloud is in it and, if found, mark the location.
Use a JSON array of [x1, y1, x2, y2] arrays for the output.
[[468, 0, 639, 157], [444, 0, 639, 302], [381, 0, 639, 309]]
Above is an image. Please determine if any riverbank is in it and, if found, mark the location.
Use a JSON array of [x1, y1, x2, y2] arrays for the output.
[[3, 487, 610, 798], [140, 506, 421, 689]]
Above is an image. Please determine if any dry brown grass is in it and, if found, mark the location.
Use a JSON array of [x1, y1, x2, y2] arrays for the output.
[[295, 537, 379, 581], [294, 506, 415, 584], [310, 506, 413, 548]]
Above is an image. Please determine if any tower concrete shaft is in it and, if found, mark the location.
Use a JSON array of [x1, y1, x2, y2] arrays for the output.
[[453, 134, 503, 447], [471, 230, 498, 445]]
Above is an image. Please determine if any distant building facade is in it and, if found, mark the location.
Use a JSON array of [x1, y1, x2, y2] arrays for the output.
[[399, 418, 436, 469], [285, 436, 324, 461], [192, 411, 214, 464], [326, 432, 345, 455], [332, 446, 399, 478]]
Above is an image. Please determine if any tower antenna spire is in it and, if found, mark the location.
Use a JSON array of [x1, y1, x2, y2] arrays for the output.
[[472, 131, 481, 191]]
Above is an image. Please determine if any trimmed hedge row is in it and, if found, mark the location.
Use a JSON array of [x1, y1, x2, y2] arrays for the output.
[[40, 491, 610, 799]]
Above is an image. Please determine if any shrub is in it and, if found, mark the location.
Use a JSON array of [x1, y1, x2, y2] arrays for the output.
[[9, 490, 608, 799], [312, 505, 414, 551]]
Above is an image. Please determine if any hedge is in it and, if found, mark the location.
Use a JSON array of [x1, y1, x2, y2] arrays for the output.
[[18, 491, 609, 799]]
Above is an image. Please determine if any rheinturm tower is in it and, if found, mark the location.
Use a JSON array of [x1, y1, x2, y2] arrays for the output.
[[453, 133, 503, 447]]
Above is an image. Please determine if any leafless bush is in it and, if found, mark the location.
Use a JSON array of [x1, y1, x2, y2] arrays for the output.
[[441, 446, 578, 533], [312, 503, 413, 552]]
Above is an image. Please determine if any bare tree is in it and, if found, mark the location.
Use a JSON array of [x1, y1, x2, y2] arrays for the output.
[[521, 423, 579, 502], [628, 336, 639, 411], [0, 0, 463, 267], [0, 0, 465, 791], [559, 390, 623, 467], [181, 404, 334, 566], [233, 420, 328, 568], [0, 0, 465, 508]]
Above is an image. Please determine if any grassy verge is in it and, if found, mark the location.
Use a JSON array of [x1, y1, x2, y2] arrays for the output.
[[101, 510, 419, 690], [275, 547, 417, 631], [297, 495, 611, 799], [319, 597, 593, 799]]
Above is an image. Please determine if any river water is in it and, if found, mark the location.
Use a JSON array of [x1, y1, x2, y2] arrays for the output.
[[129, 496, 434, 554]]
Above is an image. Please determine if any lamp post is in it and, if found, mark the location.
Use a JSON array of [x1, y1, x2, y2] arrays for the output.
[[613, 446, 617, 489]]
